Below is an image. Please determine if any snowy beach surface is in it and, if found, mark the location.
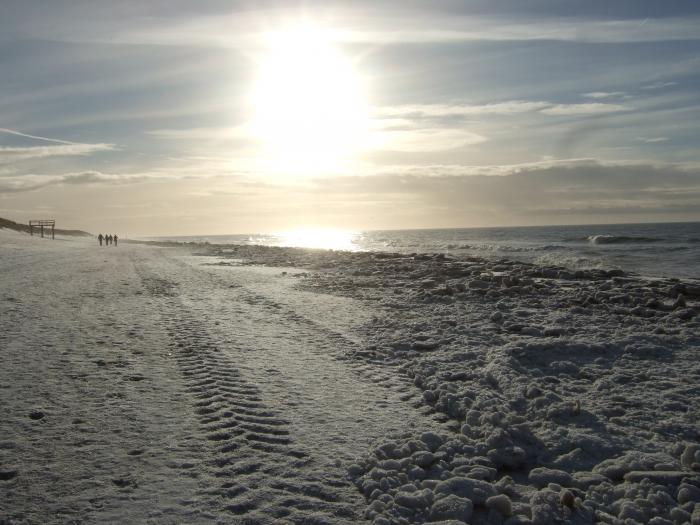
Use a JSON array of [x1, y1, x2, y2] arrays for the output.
[[2, 229, 700, 524]]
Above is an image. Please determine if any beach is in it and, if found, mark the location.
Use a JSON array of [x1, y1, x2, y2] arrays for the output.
[[1, 229, 699, 524]]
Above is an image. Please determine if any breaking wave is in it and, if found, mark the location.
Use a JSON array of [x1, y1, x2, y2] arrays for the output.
[[586, 235, 664, 245]]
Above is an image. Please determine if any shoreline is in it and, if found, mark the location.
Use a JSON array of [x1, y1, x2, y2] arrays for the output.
[[129, 237, 700, 284]]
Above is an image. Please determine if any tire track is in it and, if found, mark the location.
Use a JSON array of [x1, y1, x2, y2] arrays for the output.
[[138, 270, 362, 524], [232, 286, 427, 408]]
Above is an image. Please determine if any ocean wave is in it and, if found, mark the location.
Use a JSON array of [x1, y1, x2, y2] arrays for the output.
[[587, 235, 664, 245], [442, 243, 567, 253]]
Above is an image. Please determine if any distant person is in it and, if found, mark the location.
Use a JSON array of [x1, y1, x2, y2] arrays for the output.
[[114, 234, 118, 247], [98, 233, 103, 246], [107, 234, 112, 245]]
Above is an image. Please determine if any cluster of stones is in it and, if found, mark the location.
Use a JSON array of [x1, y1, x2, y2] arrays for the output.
[[203, 243, 700, 524], [349, 431, 700, 524]]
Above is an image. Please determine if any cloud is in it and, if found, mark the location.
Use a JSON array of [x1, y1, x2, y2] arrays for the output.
[[377, 101, 550, 118], [0, 144, 116, 163], [342, 16, 700, 45], [0, 171, 152, 193], [28, 9, 700, 46], [373, 128, 487, 152], [583, 92, 627, 99], [635, 136, 670, 143], [378, 101, 630, 120], [642, 81, 678, 90], [309, 159, 700, 224], [539, 103, 630, 116], [145, 126, 252, 140]]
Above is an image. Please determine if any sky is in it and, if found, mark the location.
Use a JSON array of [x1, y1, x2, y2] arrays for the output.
[[1, 0, 700, 235]]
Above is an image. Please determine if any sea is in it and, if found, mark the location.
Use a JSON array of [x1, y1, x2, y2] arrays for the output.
[[150, 221, 700, 280]]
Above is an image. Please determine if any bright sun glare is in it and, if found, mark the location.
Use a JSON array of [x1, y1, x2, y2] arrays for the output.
[[250, 25, 370, 176], [277, 228, 358, 251]]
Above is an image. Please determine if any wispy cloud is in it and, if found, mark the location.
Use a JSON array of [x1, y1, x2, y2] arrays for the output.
[[374, 128, 487, 152], [29, 9, 700, 46], [378, 101, 630, 119], [583, 92, 627, 99], [539, 103, 630, 116], [0, 143, 116, 163], [0, 170, 153, 193], [635, 136, 670, 143], [146, 126, 250, 140], [377, 101, 549, 118], [642, 81, 678, 90]]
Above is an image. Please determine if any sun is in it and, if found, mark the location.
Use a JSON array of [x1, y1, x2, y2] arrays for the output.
[[249, 25, 370, 176]]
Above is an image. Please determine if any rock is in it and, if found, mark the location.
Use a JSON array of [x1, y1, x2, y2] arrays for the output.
[[672, 294, 687, 309], [463, 465, 497, 481], [421, 432, 445, 452], [429, 494, 473, 522], [28, 410, 44, 420], [560, 489, 575, 508], [681, 444, 700, 469], [395, 488, 432, 509], [531, 488, 593, 524], [486, 494, 512, 517], [692, 509, 700, 525], [348, 464, 364, 477], [571, 472, 607, 489], [528, 467, 572, 488], [525, 385, 542, 398], [670, 508, 691, 523], [678, 484, 700, 504], [412, 451, 435, 468], [413, 340, 440, 351], [488, 446, 528, 469], [0, 468, 18, 481], [468, 280, 489, 290], [648, 518, 674, 525], [674, 308, 696, 321], [623, 470, 692, 483], [434, 477, 497, 505], [543, 327, 565, 337]]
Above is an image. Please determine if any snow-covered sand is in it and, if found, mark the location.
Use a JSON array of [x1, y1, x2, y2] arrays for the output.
[[0, 231, 438, 524], [2, 230, 699, 524]]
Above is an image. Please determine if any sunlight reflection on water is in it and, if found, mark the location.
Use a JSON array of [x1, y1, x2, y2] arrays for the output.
[[275, 228, 359, 251]]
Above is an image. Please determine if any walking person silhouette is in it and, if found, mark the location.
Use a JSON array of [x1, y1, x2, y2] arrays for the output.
[[98, 233, 103, 246], [114, 234, 118, 247]]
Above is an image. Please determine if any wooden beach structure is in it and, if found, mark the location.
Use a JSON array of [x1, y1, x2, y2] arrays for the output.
[[29, 219, 56, 239]]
